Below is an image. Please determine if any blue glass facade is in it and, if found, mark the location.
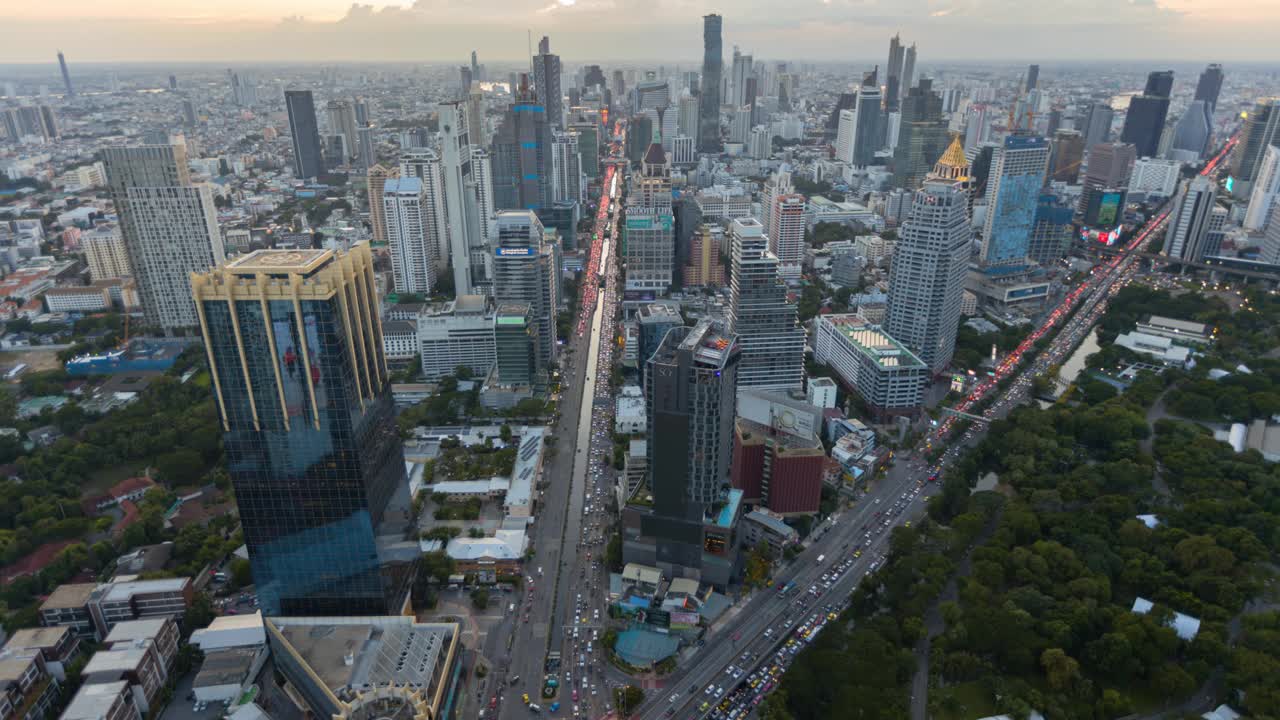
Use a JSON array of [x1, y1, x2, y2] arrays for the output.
[[983, 136, 1049, 268], [197, 250, 414, 617]]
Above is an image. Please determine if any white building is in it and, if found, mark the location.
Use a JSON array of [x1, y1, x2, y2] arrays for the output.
[[80, 224, 132, 281], [615, 386, 646, 435], [769, 194, 806, 280], [1130, 157, 1182, 198], [1244, 144, 1280, 232], [806, 376, 837, 409], [383, 176, 438, 296], [813, 313, 928, 420], [695, 186, 753, 220], [417, 295, 496, 380]]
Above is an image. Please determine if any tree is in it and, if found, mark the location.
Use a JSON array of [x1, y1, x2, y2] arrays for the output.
[[1040, 648, 1079, 691], [470, 589, 490, 609], [616, 686, 645, 715], [744, 541, 774, 588], [229, 557, 253, 588]]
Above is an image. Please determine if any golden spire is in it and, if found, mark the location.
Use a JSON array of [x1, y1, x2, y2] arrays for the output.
[[929, 134, 970, 183]]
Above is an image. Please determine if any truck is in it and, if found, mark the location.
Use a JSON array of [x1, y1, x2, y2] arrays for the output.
[[778, 581, 797, 596]]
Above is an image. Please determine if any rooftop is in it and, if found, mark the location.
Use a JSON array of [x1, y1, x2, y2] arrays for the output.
[[104, 617, 170, 644], [62, 681, 130, 720], [225, 249, 332, 275], [822, 314, 926, 370], [4, 625, 71, 651], [40, 582, 96, 611], [99, 576, 189, 603]]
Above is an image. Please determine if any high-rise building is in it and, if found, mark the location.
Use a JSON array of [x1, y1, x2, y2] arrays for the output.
[[1080, 102, 1114, 148], [1120, 71, 1173, 159], [698, 14, 724, 153], [494, 303, 536, 386], [492, 74, 552, 212], [1244, 145, 1280, 232], [1078, 142, 1137, 220], [885, 181, 971, 374], [437, 102, 488, 295], [729, 218, 804, 392], [683, 224, 725, 289], [678, 95, 700, 138], [628, 319, 741, 585], [285, 90, 325, 179], [465, 89, 485, 148], [893, 78, 948, 190], [366, 162, 394, 243], [492, 211, 558, 370], [900, 44, 917, 103], [812, 314, 928, 420], [980, 135, 1050, 267], [768, 194, 806, 279], [57, 51, 73, 98], [1169, 100, 1213, 161], [416, 296, 496, 380], [1163, 176, 1217, 262], [181, 99, 198, 127], [101, 143, 225, 333], [1231, 99, 1280, 193], [568, 118, 600, 179], [885, 34, 905, 113], [325, 99, 358, 164], [624, 144, 675, 292], [532, 36, 563, 130], [1025, 64, 1040, 93], [1050, 129, 1085, 183], [760, 171, 792, 241], [730, 48, 753, 108], [1028, 193, 1075, 265], [398, 150, 450, 274], [82, 224, 133, 281], [835, 81, 882, 168], [383, 177, 438, 296], [1195, 64, 1224, 113], [192, 247, 416, 617], [550, 131, 583, 206], [731, 390, 826, 515]]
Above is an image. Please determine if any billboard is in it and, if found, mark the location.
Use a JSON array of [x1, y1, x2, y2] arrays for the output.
[[494, 247, 534, 257], [669, 612, 700, 629], [1096, 191, 1123, 228]]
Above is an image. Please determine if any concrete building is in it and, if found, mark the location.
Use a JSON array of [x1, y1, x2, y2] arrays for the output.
[[383, 176, 438, 296], [416, 295, 497, 380], [1078, 142, 1136, 222], [492, 212, 558, 371], [813, 314, 928, 419], [1163, 176, 1217, 262], [1130, 157, 1182, 198], [683, 224, 725, 289], [768, 194, 806, 279], [81, 618, 179, 714], [807, 377, 837, 409], [731, 390, 826, 516], [624, 144, 675, 292], [729, 218, 804, 392], [980, 135, 1049, 268], [81, 224, 132, 281], [59, 681, 138, 720], [1244, 144, 1280, 232], [0, 652, 59, 720], [739, 509, 799, 556], [100, 142, 225, 332]]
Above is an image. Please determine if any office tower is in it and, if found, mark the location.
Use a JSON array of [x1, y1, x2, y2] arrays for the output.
[[768, 194, 806, 279], [57, 51, 73, 98], [1169, 100, 1212, 161], [533, 36, 563, 130], [835, 82, 882, 167], [326, 99, 358, 164], [1231, 99, 1280, 192], [550, 130, 583, 206], [192, 246, 415, 617], [729, 106, 752, 144], [1028, 193, 1074, 265], [612, 70, 626, 100], [658, 105, 680, 152], [285, 90, 326, 179], [492, 74, 552, 212], [1261, 204, 1280, 264], [181, 99, 198, 127], [437, 102, 487, 295], [1163, 177, 1216, 261], [624, 144, 675, 292], [963, 104, 990, 152], [1050, 129, 1084, 183], [1078, 142, 1136, 219], [36, 106, 58, 140], [684, 224, 725, 289], [1120, 71, 1173, 159], [582, 65, 607, 90], [1195, 64, 1224, 113], [826, 92, 857, 142], [1244, 145, 1280, 231], [760, 170, 792, 239], [1025, 64, 1040, 93], [492, 211, 558, 370], [398, 150, 450, 272], [634, 77, 670, 114], [101, 143, 225, 333], [698, 14, 724, 153], [728, 217, 804, 392], [678, 95, 700, 138], [980, 135, 1050, 267], [82, 225, 133, 281], [470, 50, 482, 82], [901, 43, 917, 102], [356, 127, 375, 170], [893, 78, 948, 190], [414, 296, 496, 380], [885, 182, 971, 374], [383, 177, 438, 296], [1081, 102, 1114, 148], [569, 119, 600, 178], [367, 164, 395, 245], [494, 303, 536, 385], [465, 89, 485, 147], [354, 98, 369, 126], [885, 34, 905, 113], [731, 389, 826, 514], [169, 74, 178, 90], [730, 48, 753, 108]]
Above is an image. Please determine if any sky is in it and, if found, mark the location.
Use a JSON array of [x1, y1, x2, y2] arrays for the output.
[[2, 0, 1278, 64]]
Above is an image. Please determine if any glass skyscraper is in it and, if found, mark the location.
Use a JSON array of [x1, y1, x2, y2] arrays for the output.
[[285, 90, 326, 180], [698, 14, 723, 153], [980, 135, 1050, 267], [192, 246, 416, 617]]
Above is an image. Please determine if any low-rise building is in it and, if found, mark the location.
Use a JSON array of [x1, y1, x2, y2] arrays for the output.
[[812, 314, 927, 420], [615, 386, 646, 435], [380, 320, 418, 362], [1, 627, 81, 681], [0, 652, 59, 720], [416, 295, 497, 379], [1114, 331, 1192, 366], [1134, 315, 1211, 345], [740, 509, 799, 556], [59, 680, 138, 720], [80, 618, 178, 714], [42, 578, 192, 641], [806, 377, 837, 409]]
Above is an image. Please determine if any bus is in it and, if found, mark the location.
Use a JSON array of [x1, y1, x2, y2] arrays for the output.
[[778, 581, 797, 596]]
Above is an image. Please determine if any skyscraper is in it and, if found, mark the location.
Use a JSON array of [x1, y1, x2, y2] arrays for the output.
[[1163, 177, 1217, 262], [624, 144, 675, 292], [492, 74, 552, 212], [550, 130, 583, 206], [1195, 64, 1224, 113], [101, 142, 226, 333], [326, 99, 358, 165], [367, 164, 395, 246], [1169, 100, 1212, 161], [1231, 99, 1280, 193], [192, 246, 415, 617], [492, 211, 558, 370], [893, 78, 948, 189], [438, 101, 488, 295], [728, 217, 804, 392], [885, 34, 905, 113], [835, 80, 882, 168], [1120, 71, 1173, 159], [980, 135, 1050, 267], [1244, 145, 1280, 232], [285, 90, 325, 179], [683, 224, 725, 289], [1080, 102, 1114, 148], [900, 43, 917, 103], [1078, 142, 1136, 221], [398, 149, 450, 272], [1025, 64, 1040, 92], [768, 194, 806, 279], [730, 47, 753, 108], [1050, 129, 1085, 183], [698, 14, 724, 153], [885, 182, 971, 375], [383, 177, 438, 296], [632, 319, 740, 584], [532, 36, 563, 130], [57, 51, 73, 98]]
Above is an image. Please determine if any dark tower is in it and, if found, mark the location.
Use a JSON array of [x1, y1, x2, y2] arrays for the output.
[[285, 90, 326, 179], [57, 51, 74, 98], [698, 14, 724, 153]]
